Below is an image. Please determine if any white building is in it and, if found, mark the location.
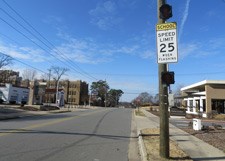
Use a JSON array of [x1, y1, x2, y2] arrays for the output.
[[181, 80, 225, 118], [0, 83, 29, 104]]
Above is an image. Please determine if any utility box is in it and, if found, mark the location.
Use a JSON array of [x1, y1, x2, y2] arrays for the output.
[[193, 119, 202, 130]]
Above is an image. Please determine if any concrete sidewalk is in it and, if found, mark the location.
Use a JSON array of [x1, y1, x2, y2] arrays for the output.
[[136, 108, 225, 161]]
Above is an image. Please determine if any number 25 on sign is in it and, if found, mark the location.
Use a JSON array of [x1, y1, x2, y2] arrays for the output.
[[156, 22, 178, 64]]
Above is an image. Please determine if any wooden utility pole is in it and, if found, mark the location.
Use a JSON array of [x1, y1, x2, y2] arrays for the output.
[[157, 0, 170, 158], [48, 69, 51, 104]]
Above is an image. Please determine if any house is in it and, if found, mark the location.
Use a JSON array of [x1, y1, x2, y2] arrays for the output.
[[181, 80, 225, 118], [0, 83, 29, 104]]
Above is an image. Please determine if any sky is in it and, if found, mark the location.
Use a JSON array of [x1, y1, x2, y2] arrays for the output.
[[0, 0, 225, 102]]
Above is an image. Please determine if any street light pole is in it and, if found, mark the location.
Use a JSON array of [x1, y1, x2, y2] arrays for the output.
[[157, 0, 169, 158]]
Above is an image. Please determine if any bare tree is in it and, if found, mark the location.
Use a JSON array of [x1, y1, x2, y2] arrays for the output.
[[138, 92, 153, 105], [50, 66, 69, 104], [0, 52, 13, 69], [40, 69, 51, 81], [40, 73, 49, 81], [51, 66, 69, 82], [0, 53, 14, 84], [22, 69, 37, 81], [174, 84, 185, 107]]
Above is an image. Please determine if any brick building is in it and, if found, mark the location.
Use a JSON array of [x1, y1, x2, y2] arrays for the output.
[[30, 80, 89, 105]]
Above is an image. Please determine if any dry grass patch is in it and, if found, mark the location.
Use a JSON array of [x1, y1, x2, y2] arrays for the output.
[[141, 106, 160, 111], [213, 114, 225, 121], [141, 128, 193, 161], [135, 109, 146, 117]]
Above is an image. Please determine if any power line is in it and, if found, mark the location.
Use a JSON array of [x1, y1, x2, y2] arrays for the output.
[[0, 8, 95, 80], [90, 72, 157, 77], [0, 52, 47, 74], [89, 71, 225, 77], [177, 71, 225, 76], [0, 17, 57, 66], [0, 32, 20, 45], [0, 32, 51, 74], [1, 0, 98, 80], [1, 6, 96, 80], [2, 3, 95, 80]]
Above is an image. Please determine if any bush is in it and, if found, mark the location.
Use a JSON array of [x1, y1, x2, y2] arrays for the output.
[[9, 100, 16, 104], [21, 101, 27, 105], [40, 105, 60, 111], [19, 106, 39, 111], [0, 99, 3, 104]]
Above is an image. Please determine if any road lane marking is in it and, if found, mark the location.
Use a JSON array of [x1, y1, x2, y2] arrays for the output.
[[0, 109, 107, 137]]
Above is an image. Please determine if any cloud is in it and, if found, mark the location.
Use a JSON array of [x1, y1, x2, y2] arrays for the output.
[[0, 26, 156, 69], [199, 26, 209, 32], [140, 50, 155, 59], [0, 42, 49, 62], [179, 36, 225, 60], [193, 38, 225, 58], [42, 15, 63, 26], [55, 30, 156, 64], [207, 38, 225, 49], [109, 79, 158, 102], [179, 41, 217, 59], [89, 1, 122, 30], [117, 45, 139, 54], [1, 31, 154, 69], [179, 0, 191, 41], [53, 34, 113, 64], [179, 42, 199, 59], [117, 0, 138, 9], [89, 1, 117, 18]]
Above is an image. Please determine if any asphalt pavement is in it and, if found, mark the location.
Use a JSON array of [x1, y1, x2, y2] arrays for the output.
[[0, 105, 92, 120], [1, 106, 225, 161], [0, 107, 136, 161]]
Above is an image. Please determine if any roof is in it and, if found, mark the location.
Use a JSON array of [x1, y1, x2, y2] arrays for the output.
[[181, 80, 225, 91]]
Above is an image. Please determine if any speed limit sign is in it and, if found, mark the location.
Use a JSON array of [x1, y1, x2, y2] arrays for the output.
[[156, 22, 178, 64]]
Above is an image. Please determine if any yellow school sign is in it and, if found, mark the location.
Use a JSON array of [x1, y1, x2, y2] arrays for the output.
[[156, 22, 178, 64], [156, 22, 177, 31]]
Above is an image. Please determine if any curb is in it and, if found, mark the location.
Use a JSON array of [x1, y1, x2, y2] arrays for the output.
[[128, 109, 142, 161], [138, 130, 148, 161], [135, 109, 148, 161], [0, 113, 46, 120], [0, 107, 97, 120], [0, 116, 21, 120], [0, 110, 72, 120]]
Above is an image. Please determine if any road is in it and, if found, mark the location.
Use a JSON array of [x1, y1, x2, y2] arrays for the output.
[[0, 107, 136, 161]]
